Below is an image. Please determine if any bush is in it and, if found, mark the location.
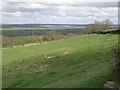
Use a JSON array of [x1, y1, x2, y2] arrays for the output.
[[2, 36, 43, 48], [112, 45, 120, 60], [111, 45, 120, 86], [42, 31, 64, 41]]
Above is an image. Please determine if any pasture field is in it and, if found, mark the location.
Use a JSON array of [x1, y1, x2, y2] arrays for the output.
[[1, 24, 118, 37], [2, 34, 118, 88], [1, 27, 83, 37]]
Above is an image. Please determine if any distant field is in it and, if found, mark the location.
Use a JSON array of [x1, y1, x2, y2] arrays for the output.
[[1, 27, 76, 31], [2, 24, 86, 28], [1, 26, 82, 31], [1, 28, 83, 37], [1, 24, 119, 37], [1, 24, 118, 31], [3, 34, 118, 88], [1, 24, 84, 36]]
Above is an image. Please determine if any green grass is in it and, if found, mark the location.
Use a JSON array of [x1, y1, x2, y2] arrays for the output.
[[101, 29, 118, 32], [2, 34, 118, 88]]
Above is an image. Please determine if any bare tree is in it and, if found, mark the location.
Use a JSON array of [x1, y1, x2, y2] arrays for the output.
[[94, 20, 101, 25], [102, 19, 113, 30], [102, 19, 113, 26], [84, 19, 113, 34]]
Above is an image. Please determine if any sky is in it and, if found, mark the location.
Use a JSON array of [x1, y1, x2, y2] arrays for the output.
[[0, 0, 119, 24]]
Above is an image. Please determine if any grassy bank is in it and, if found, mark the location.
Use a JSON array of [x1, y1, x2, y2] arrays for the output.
[[2, 34, 118, 88]]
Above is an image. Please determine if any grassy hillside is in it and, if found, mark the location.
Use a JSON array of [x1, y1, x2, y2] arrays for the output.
[[2, 34, 118, 88]]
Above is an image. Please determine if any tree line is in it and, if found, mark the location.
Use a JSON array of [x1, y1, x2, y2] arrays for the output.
[[83, 19, 113, 34]]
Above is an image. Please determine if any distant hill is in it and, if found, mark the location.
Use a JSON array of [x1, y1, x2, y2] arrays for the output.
[[2, 24, 87, 28]]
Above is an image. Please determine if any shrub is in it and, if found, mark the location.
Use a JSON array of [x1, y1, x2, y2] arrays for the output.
[[111, 45, 120, 86]]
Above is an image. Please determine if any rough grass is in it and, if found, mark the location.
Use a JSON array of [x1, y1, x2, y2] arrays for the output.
[[2, 34, 118, 88], [2, 36, 43, 48]]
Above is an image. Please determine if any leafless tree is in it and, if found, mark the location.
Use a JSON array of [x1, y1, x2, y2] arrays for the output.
[[84, 19, 113, 34]]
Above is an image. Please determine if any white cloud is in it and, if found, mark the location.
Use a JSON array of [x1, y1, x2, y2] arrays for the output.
[[2, 0, 119, 3], [20, 3, 49, 9], [3, 11, 22, 17], [1, 1, 118, 24]]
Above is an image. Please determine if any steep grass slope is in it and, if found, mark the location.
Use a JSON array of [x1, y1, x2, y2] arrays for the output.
[[2, 34, 118, 88]]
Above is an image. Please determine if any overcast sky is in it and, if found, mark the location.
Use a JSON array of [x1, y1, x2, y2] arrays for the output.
[[0, 0, 119, 24]]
